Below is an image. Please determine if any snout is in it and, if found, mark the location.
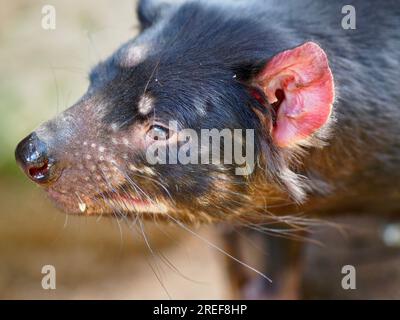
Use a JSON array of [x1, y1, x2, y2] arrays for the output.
[[15, 132, 60, 184]]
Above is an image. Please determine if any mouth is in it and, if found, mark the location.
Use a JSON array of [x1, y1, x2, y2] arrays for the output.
[[95, 193, 169, 214], [45, 186, 168, 216]]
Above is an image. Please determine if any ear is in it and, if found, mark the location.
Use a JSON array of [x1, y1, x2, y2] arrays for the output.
[[252, 42, 335, 148], [137, 0, 184, 29]]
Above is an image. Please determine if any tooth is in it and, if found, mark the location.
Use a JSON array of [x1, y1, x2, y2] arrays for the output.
[[79, 202, 87, 213], [129, 164, 139, 172]]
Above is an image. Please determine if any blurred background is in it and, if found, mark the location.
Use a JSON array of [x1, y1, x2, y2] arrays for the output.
[[1, 0, 400, 300]]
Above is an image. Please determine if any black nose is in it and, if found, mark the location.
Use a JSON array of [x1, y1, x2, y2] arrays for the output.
[[15, 132, 58, 184]]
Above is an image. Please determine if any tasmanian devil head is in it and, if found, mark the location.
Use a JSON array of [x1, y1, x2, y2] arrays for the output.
[[15, 0, 334, 223]]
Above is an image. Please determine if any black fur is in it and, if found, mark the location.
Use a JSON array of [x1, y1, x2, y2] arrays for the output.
[[87, 0, 400, 207], [17, 0, 400, 218]]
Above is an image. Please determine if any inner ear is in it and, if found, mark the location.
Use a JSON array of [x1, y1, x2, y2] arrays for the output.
[[250, 42, 335, 148], [270, 89, 285, 120], [249, 87, 283, 127]]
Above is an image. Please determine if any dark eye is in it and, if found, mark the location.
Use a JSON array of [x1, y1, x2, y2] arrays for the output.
[[147, 125, 170, 141]]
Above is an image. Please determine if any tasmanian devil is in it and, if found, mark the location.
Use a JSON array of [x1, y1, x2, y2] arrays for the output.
[[15, 0, 400, 299]]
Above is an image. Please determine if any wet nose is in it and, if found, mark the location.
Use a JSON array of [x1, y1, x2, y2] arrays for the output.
[[15, 132, 59, 184]]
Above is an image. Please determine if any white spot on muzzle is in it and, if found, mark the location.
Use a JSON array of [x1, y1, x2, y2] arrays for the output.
[[79, 202, 87, 213], [111, 123, 119, 133]]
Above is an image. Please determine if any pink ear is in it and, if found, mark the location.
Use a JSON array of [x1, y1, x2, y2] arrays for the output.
[[254, 42, 335, 148]]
